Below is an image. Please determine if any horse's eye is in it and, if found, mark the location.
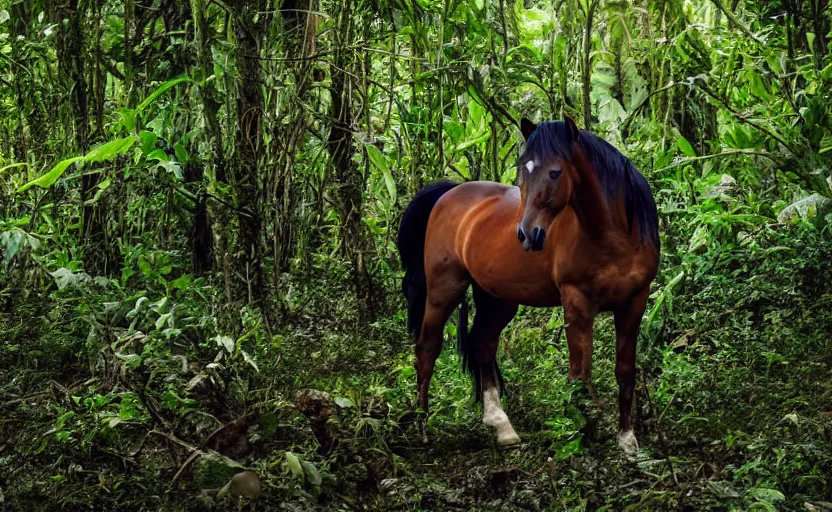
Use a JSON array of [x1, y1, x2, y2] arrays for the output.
[[549, 169, 562, 180]]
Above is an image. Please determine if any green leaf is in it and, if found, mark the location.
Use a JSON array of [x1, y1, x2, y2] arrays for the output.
[[174, 141, 188, 164], [455, 131, 490, 152], [144, 149, 169, 161], [241, 350, 260, 372], [365, 145, 396, 204], [285, 452, 304, 480], [334, 396, 355, 408], [137, 76, 192, 113], [555, 436, 583, 460], [169, 274, 191, 290], [818, 134, 832, 154], [675, 131, 696, 157], [140, 131, 158, 155], [468, 100, 486, 132], [216, 334, 234, 354], [17, 157, 85, 193], [19, 136, 135, 193], [56, 411, 75, 429], [85, 137, 136, 163], [120, 108, 137, 132], [155, 312, 172, 330], [301, 461, 322, 486], [1, 230, 25, 262]]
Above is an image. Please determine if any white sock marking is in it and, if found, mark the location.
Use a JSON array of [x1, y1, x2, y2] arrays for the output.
[[482, 387, 520, 446], [618, 429, 638, 456]]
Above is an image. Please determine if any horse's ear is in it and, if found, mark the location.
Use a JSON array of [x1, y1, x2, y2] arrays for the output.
[[564, 116, 580, 142], [520, 118, 537, 141]]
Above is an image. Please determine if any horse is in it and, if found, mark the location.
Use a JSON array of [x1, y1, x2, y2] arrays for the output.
[[396, 117, 659, 454]]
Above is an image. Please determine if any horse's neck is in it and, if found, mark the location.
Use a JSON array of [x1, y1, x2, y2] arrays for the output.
[[569, 152, 612, 238]]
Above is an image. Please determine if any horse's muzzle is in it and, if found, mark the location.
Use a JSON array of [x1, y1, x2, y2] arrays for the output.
[[517, 226, 546, 251]]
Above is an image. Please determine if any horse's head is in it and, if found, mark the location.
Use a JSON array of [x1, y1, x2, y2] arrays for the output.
[[516, 117, 582, 251]]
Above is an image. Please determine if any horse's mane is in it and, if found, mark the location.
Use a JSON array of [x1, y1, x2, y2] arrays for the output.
[[520, 121, 660, 249]]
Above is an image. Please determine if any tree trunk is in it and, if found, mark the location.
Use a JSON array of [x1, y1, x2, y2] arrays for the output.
[[189, 0, 221, 278], [328, 0, 375, 322], [229, 1, 268, 305], [270, 0, 318, 282]]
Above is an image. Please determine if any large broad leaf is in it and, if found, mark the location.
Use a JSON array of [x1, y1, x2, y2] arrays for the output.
[[455, 131, 490, 152], [0, 229, 38, 263], [301, 461, 322, 486], [285, 452, 304, 481], [468, 100, 487, 133], [675, 131, 696, 157], [85, 137, 136, 163], [17, 157, 85, 193], [18, 136, 136, 193], [137, 76, 192, 113], [365, 145, 396, 204], [50, 267, 91, 290]]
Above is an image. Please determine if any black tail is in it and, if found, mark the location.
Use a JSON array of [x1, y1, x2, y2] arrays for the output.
[[397, 181, 458, 338]]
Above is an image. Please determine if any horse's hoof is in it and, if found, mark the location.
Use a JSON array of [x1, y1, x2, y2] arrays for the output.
[[617, 429, 638, 457], [497, 433, 521, 447]]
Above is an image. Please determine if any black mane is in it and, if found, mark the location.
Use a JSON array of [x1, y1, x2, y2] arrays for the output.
[[520, 121, 659, 250]]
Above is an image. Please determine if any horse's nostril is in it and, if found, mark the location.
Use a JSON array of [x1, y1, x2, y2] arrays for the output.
[[517, 228, 526, 243], [531, 227, 546, 249]]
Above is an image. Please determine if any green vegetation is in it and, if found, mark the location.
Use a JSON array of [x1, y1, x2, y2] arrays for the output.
[[1, 0, 831, 510]]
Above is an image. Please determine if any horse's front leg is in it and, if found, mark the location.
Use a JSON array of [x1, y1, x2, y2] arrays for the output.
[[561, 286, 596, 383], [612, 286, 650, 456]]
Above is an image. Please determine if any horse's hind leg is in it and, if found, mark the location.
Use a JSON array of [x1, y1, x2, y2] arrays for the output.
[[416, 268, 468, 415], [470, 286, 519, 446], [613, 285, 650, 456]]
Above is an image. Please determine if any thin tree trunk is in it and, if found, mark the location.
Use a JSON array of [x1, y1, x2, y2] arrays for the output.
[[582, 0, 599, 130], [230, 1, 268, 305], [270, 0, 318, 284], [189, 0, 223, 278], [328, 0, 375, 322]]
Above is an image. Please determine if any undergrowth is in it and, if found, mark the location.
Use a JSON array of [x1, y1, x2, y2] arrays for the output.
[[1, 223, 831, 511]]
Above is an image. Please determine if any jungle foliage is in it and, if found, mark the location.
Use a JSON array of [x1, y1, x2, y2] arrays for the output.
[[1, 0, 831, 510]]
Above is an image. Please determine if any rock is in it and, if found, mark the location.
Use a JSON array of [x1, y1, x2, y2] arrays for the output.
[[220, 470, 261, 500]]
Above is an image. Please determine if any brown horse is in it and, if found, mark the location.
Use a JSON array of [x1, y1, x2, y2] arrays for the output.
[[397, 117, 659, 454]]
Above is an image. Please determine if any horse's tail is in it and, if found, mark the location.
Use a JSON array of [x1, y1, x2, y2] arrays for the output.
[[397, 181, 458, 338]]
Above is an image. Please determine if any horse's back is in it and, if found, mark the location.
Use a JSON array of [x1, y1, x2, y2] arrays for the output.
[[425, 181, 516, 257], [425, 181, 562, 306]]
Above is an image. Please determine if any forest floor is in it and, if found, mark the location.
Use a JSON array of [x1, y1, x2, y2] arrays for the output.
[[1, 226, 832, 511]]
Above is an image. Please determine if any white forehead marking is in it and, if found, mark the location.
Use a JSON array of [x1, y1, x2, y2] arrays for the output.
[[525, 160, 536, 174]]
